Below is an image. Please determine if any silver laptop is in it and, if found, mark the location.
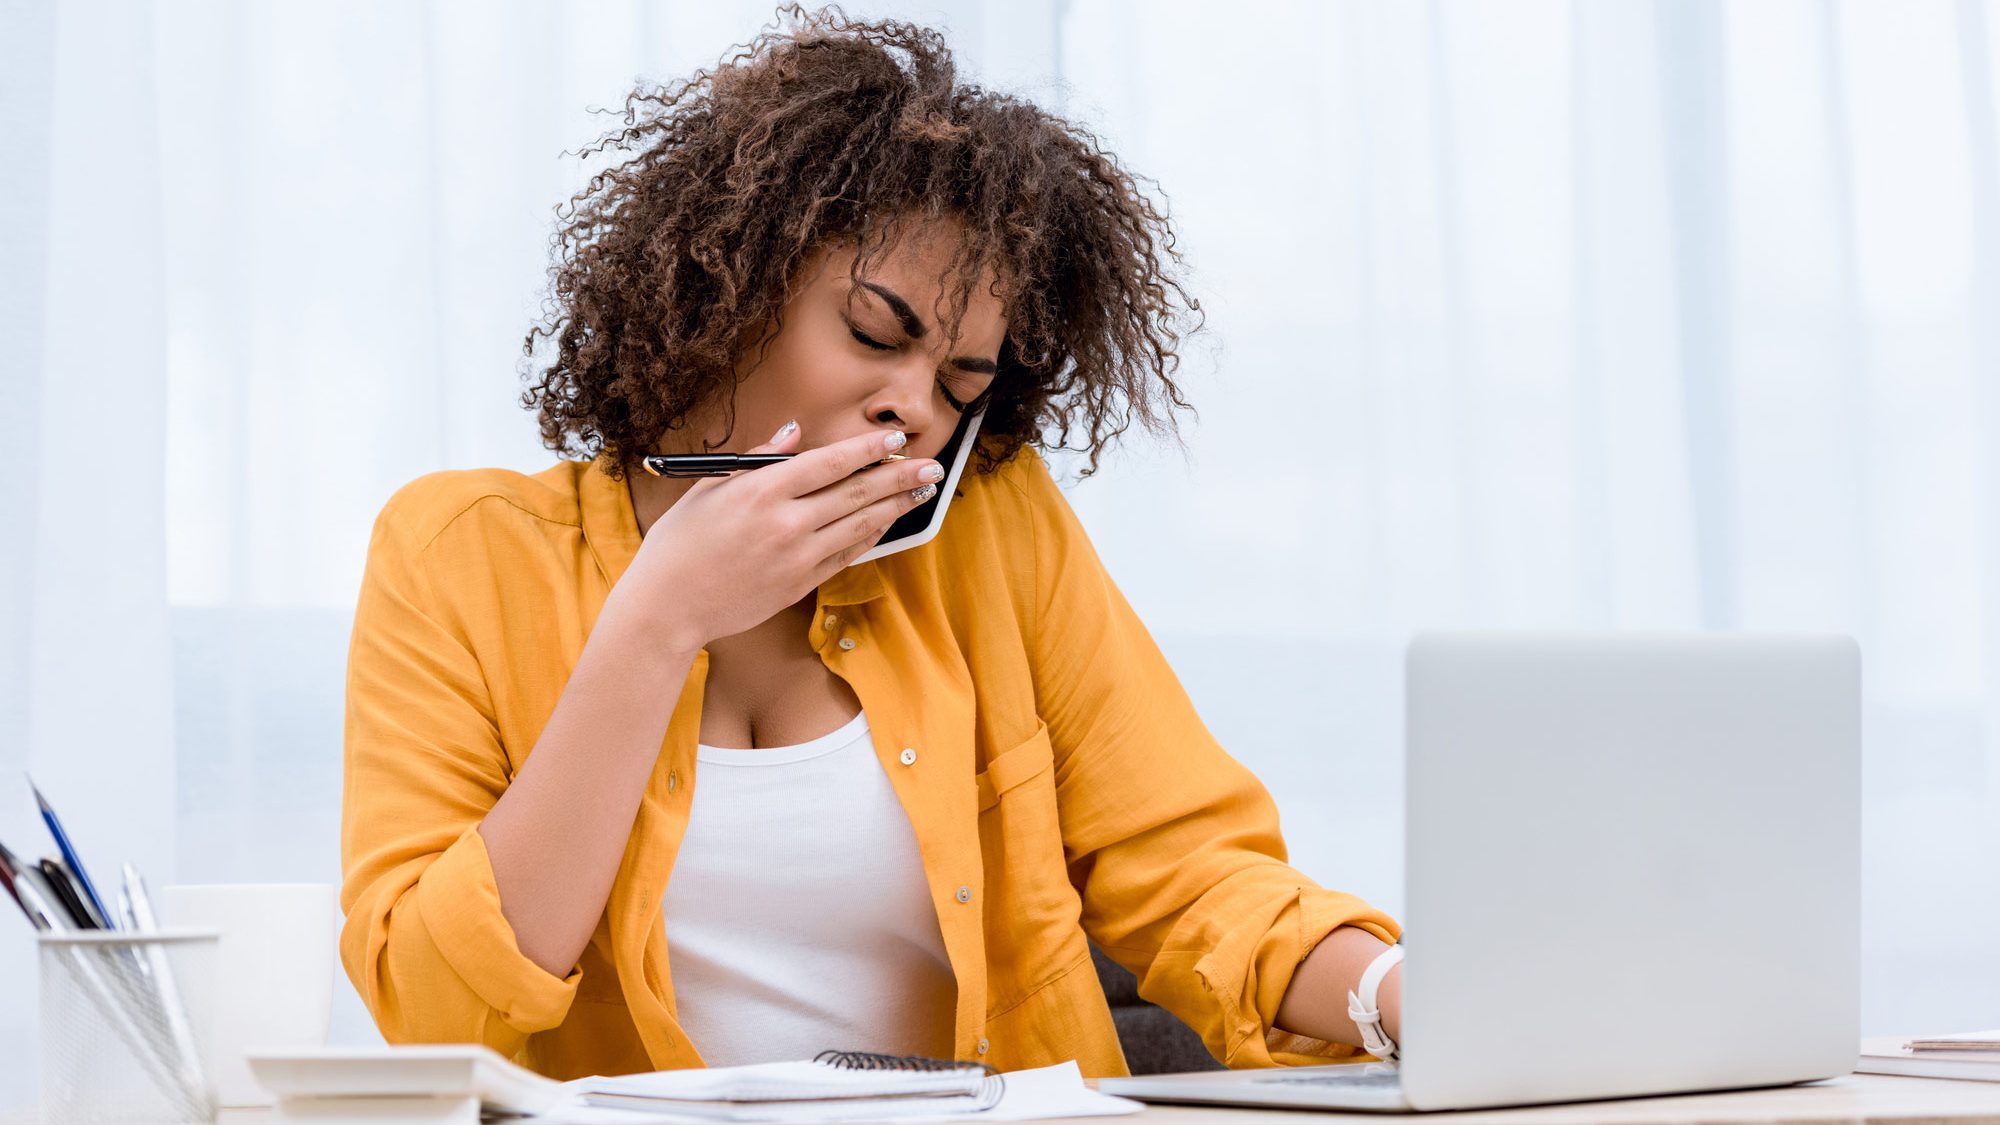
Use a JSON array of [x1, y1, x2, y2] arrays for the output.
[[1100, 631, 1860, 1113]]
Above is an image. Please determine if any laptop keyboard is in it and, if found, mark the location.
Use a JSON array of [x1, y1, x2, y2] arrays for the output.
[[1252, 1069, 1403, 1089]]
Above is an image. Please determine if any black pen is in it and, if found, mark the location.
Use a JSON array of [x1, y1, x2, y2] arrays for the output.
[[642, 452, 907, 478]]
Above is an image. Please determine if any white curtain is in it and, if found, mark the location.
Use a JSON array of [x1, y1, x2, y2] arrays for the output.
[[3, 0, 1996, 1106], [1058, 0, 2000, 1040]]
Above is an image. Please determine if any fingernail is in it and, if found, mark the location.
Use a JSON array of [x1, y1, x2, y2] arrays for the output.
[[910, 483, 938, 503], [884, 430, 907, 452], [918, 462, 944, 483], [772, 419, 797, 441]]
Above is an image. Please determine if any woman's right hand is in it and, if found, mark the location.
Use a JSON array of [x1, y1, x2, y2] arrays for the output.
[[604, 421, 945, 654]]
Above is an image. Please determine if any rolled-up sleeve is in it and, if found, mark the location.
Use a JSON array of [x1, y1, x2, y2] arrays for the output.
[[1002, 449, 1402, 1068], [340, 493, 581, 1053]]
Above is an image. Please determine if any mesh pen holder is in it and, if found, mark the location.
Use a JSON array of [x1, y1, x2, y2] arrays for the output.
[[39, 929, 221, 1125]]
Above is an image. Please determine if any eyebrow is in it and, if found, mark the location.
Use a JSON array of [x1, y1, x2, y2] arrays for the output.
[[857, 280, 1000, 376]]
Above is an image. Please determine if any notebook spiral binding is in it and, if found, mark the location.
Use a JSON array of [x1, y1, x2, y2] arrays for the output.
[[811, 1050, 1005, 1111], [812, 1049, 998, 1076]]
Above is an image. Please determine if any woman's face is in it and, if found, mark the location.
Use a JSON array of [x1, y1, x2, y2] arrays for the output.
[[670, 217, 1010, 468]]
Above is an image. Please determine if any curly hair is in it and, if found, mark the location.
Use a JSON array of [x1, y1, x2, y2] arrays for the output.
[[520, 2, 1203, 481]]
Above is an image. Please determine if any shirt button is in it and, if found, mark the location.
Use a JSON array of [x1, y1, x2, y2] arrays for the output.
[[667, 769, 680, 794], [956, 885, 971, 903], [838, 637, 857, 651], [824, 614, 839, 630], [899, 748, 917, 766], [976, 1037, 989, 1055]]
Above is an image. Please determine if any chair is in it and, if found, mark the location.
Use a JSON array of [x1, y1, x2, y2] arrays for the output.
[[1089, 944, 1226, 1075]]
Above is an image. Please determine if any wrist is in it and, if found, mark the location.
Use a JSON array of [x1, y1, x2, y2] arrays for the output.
[[1345, 941, 1404, 1062], [1274, 925, 1402, 1052], [1379, 961, 1403, 1044], [590, 591, 705, 671]]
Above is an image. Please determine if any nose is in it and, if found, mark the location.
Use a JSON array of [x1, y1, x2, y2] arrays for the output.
[[865, 359, 950, 445]]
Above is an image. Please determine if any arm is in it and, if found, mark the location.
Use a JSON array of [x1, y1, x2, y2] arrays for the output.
[[1275, 925, 1403, 1047], [340, 495, 693, 1050], [478, 607, 695, 976], [1002, 448, 1403, 1066]]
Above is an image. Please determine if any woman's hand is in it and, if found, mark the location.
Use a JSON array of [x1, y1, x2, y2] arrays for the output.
[[604, 421, 944, 653]]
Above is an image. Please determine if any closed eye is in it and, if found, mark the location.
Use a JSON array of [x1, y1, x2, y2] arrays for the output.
[[849, 325, 894, 351], [848, 323, 989, 413]]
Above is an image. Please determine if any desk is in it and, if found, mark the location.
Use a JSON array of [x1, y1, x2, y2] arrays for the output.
[[10, 1074, 2000, 1125], [1111, 1074, 2000, 1123]]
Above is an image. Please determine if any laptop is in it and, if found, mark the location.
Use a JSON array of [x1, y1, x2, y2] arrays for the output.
[[1099, 631, 1860, 1113]]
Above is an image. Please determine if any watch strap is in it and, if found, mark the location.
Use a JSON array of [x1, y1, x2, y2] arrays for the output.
[[1344, 941, 1405, 1062]]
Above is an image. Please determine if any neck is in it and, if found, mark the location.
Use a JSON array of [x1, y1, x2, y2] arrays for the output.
[[627, 469, 696, 538], [626, 409, 736, 537]]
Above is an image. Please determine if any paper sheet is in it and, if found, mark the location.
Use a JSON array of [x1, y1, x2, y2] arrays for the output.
[[529, 1061, 1143, 1124]]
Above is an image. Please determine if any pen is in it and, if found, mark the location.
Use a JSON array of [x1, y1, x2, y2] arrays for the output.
[[125, 863, 210, 1106], [40, 857, 100, 928], [5, 829, 210, 1116], [29, 776, 115, 929], [642, 452, 907, 478], [0, 841, 63, 930]]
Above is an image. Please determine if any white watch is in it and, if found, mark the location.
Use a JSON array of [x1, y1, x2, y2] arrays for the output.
[[1345, 941, 1404, 1062]]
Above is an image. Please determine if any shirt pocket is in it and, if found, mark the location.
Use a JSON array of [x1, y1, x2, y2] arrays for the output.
[[974, 719, 1088, 1012], [976, 719, 1056, 812]]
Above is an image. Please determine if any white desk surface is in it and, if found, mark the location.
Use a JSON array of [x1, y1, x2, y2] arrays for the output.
[[9, 1073, 2000, 1125], [1095, 1074, 2000, 1123]]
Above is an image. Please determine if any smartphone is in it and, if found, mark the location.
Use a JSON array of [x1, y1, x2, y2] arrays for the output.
[[849, 405, 987, 566]]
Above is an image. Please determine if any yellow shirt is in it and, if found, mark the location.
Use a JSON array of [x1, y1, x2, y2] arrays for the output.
[[339, 437, 1402, 1079]]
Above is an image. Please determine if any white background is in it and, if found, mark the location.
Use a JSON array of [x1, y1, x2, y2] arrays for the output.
[[4, 0, 1999, 1107]]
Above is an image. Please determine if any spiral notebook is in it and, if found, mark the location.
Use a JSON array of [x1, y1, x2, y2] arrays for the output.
[[575, 1051, 1006, 1122], [243, 1046, 1140, 1125]]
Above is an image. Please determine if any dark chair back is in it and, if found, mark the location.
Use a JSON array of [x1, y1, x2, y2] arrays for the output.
[[1089, 944, 1227, 1075]]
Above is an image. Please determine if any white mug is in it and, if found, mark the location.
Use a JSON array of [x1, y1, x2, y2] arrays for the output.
[[161, 883, 338, 1107]]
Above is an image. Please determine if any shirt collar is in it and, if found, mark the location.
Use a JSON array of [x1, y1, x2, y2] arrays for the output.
[[575, 449, 886, 608]]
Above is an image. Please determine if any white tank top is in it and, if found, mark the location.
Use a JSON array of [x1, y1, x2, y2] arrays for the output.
[[662, 709, 957, 1066]]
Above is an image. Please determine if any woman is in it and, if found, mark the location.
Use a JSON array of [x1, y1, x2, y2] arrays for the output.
[[339, 3, 1404, 1080]]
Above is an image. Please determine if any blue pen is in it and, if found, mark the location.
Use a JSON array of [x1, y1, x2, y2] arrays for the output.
[[27, 776, 115, 930]]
